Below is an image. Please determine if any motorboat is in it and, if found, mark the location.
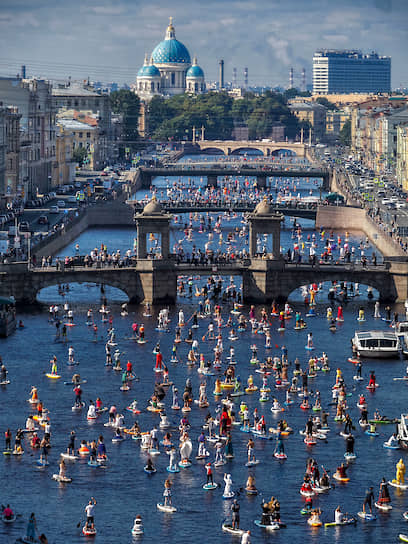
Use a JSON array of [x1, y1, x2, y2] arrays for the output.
[[352, 330, 399, 358]]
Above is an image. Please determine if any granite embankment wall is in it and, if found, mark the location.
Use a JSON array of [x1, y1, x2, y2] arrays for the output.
[[316, 205, 406, 257], [32, 169, 141, 258]]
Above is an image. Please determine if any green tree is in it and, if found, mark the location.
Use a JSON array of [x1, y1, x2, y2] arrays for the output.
[[73, 147, 88, 167], [110, 90, 140, 153], [315, 97, 338, 110], [339, 119, 351, 146]]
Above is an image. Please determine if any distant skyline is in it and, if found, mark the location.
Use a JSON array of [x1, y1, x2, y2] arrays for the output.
[[0, 0, 407, 89]]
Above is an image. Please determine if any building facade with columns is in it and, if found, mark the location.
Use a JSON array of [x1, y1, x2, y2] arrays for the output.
[[134, 18, 205, 100]]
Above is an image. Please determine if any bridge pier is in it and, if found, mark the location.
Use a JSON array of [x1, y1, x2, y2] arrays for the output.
[[136, 260, 177, 304], [243, 259, 286, 303], [256, 175, 267, 188], [207, 174, 218, 188]]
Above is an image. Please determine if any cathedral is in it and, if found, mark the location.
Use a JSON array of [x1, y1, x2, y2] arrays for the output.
[[135, 18, 205, 100]]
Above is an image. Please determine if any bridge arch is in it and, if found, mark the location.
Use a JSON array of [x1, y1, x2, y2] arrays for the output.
[[230, 147, 264, 156], [282, 268, 397, 303], [270, 148, 298, 157], [197, 146, 226, 155], [36, 281, 130, 303], [29, 270, 143, 304]]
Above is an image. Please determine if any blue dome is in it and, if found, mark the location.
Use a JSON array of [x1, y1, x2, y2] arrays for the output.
[[187, 65, 204, 78], [152, 39, 191, 65], [138, 64, 161, 77]]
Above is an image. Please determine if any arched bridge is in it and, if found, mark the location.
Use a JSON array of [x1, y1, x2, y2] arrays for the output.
[[128, 200, 318, 220], [1, 259, 407, 305], [195, 140, 307, 157], [138, 163, 331, 190]]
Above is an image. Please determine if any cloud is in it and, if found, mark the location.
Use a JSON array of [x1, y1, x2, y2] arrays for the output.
[[0, 0, 405, 87]]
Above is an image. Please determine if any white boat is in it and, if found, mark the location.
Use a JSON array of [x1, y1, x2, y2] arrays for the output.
[[397, 322, 408, 356], [352, 330, 399, 358]]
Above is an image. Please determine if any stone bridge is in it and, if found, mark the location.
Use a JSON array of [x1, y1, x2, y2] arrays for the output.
[[1, 258, 407, 305], [128, 200, 318, 220], [138, 163, 331, 190], [195, 140, 307, 157]]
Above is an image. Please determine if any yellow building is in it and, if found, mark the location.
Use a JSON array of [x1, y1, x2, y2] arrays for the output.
[[53, 125, 75, 187], [326, 109, 352, 136], [56, 116, 106, 171], [288, 101, 327, 141], [397, 124, 408, 190]]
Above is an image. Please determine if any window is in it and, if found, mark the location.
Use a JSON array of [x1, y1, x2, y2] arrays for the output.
[[74, 100, 79, 107], [78, 132, 83, 138], [171, 73, 175, 86], [86, 132, 91, 138]]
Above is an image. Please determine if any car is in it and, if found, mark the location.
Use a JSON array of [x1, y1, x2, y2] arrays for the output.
[[49, 192, 56, 198], [19, 221, 30, 232], [74, 182, 82, 189], [49, 205, 59, 214], [38, 215, 49, 225], [57, 200, 65, 207], [67, 195, 77, 203]]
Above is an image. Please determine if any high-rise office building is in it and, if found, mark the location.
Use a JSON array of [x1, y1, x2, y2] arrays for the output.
[[313, 49, 391, 94]]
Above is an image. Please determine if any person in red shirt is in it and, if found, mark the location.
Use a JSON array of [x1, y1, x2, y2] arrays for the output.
[[156, 351, 163, 370], [74, 385, 82, 407], [205, 462, 213, 484], [95, 398, 103, 411], [2, 504, 14, 520]]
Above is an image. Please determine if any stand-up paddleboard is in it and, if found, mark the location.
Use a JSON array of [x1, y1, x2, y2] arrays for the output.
[[254, 520, 280, 530], [222, 524, 244, 535], [353, 376, 364, 381], [332, 473, 350, 482], [344, 452, 357, 460], [2, 513, 16, 523], [36, 459, 49, 467], [82, 526, 97, 536], [71, 402, 85, 411], [245, 459, 260, 467], [144, 466, 157, 474], [274, 452, 287, 460], [61, 453, 78, 461], [157, 503, 177, 513], [64, 379, 87, 385], [375, 501, 392, 511], [357, 511, 376, 520], [3, 449, 12, 455], [45, 373, 61, 379], [203, 482, 218, 490], [52, 474, 72, 483], [388, 480, 408, 490], [166, 466, 180, 473], [383, 442, 400, 450], [0, 380, 10, 385], [399, 535, 408, 543], [324, 518, 356, 527]]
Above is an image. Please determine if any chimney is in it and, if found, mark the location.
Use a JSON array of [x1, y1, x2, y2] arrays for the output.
[[219, 60, 224, 90], [21, 65, 26, 79], [302, 67, 306, 92], [289, 67, 294, 89], [232, 67, 237, 88], [244, 67, 248, 89]]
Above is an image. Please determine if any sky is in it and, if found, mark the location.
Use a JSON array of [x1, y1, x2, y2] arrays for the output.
[[0, 0, 407, 89]]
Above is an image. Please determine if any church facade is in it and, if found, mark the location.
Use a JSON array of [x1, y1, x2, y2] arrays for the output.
[[135, 18, 205, 100]]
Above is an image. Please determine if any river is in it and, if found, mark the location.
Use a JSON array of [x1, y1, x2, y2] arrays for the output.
[[1, 154, 406, 544]]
